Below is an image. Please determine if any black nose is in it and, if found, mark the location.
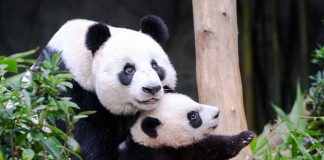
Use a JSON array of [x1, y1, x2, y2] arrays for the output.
[[142, 85, 162, 95], [214, 111, 220, 119]]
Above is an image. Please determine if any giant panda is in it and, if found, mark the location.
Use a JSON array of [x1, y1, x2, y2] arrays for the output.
[[119, 93, 255, 160], [35, 15, 177, 160]]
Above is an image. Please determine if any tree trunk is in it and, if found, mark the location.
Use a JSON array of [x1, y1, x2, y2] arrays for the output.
[[192, 0, 252, 159]]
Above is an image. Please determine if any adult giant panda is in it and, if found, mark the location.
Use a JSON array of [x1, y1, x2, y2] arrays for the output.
[[35, 15, 176, 160], [119, 93, 255, 160]]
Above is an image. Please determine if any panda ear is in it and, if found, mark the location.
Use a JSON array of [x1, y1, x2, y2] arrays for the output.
[[140, 15, 169, 44], [86, 22, 111, 54], [141, 117, 161, 138]]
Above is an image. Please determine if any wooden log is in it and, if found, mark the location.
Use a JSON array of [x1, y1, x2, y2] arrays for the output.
[[192, 0, 252, 159]]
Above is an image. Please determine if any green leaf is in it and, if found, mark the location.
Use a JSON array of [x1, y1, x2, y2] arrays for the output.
[[0, 150, 3, 160], [3, 72, 26, 86], [51, 53, 60, 66], [22, 149, 35, 160], [67, 136, 80, 152], [61, 147, 82, 160], [15, 59, 35, 64], [291, 134, 297, 157], [57, 81, 73, 91], [288, 132, 313, 160], [272, 103, 290, 123], [38, 111, 47, 125], [290, 83, 305, 129], [42, 138, 61, 159], [308, 141, 321, 152], [9, 48, 37, 59], [22, 89, 31, 108], [61, 100, 79, 109], [265, 144, 272, 160], [253, 137, 268, 154], [78, 110, 96, 116], [34, 97, 45, 104], [249, 135, 257, 151], [303, 130, 321, 136], [43, 50, 52, 62], [73, 115, 88, 123], [15, 134, 27, 145], [47, 126, 67, 141], [0, 59, 18, 73]]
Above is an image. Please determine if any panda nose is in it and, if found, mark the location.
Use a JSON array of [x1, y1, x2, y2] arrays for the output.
[[142, 85, 161, 95]]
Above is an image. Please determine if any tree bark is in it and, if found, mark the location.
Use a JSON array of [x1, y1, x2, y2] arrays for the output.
[[192, 0, 252, 159]]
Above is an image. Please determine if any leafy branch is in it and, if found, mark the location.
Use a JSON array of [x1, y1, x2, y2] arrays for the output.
[[0, 50, 92, 160]]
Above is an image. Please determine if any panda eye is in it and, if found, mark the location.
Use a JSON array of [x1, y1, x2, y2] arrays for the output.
[[151, 61, 158, 70], [190, 114, 197, 120], [124, 64, 135, 74], [188, 111, 198, 120]]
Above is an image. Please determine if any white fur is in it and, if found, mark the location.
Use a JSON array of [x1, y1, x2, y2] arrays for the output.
[[48, 19, 95, 91], [46, 19, 177, 115], [131, 93, 219, 148]]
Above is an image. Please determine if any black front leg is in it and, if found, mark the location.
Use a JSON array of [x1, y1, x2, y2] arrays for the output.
[[182, 130, 255, 160]]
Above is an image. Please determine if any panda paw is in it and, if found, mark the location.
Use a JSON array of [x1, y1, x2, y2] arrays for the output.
[[238, 130, 255, 146]]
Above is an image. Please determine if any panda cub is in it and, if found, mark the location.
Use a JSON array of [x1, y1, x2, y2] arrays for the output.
[[119, 93, 255, 160]]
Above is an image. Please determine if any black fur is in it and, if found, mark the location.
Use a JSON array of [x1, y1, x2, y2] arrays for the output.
[[119, 131, 255, 160], [151, 59, 165, 81], [141, 117, 161, 138], [118, 63, 135, 85], [140, 15, 169, 44], [37, 49, 138, 160], [187, 111, 202, 128], [60, 80, 138, 160], [163, 86, 175, 93], [86, 22, 110, 54]]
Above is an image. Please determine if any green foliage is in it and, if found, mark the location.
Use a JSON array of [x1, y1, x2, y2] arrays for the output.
[[251, 46, 324, 159], [312, 46, 324, 66], [306, 45, 324, 157], [0, 50, 90, 159], [252, 85, 324, 159]]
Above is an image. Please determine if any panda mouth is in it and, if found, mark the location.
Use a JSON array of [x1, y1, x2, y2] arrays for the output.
[[138, 98, 159, 105], [207, 125, 218, 133], [210, 125, 217, 130]]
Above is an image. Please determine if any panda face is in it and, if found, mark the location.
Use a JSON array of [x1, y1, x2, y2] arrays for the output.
[[47, 16, 176, 115], [130, 93, 219, 148], [92, 27, 176, 115]]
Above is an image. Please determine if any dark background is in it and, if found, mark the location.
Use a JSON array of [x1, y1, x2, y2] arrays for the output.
[[0, 0, 323, 132]]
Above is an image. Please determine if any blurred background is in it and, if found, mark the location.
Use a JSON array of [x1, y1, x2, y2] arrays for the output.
[[0, 0, 323, 132]]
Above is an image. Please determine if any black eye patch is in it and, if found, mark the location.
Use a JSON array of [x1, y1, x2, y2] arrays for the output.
[[163, 85, 175, 93], [151, 59, 165, 81], [187, 111, 202, 128], [118, 63, 135, 85]]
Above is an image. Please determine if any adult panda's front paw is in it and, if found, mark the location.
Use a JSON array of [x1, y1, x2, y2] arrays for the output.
[[238, 130, 255, 147]]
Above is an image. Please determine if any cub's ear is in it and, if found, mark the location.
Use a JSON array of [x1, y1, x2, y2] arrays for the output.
[[140, 15, 169, 44], [86, 22, 111, 54], [141, 117, 161, 138]]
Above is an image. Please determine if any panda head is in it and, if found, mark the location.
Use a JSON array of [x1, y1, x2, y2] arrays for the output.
[[130, 93, 220, 148], [47, 15, 176, 115]]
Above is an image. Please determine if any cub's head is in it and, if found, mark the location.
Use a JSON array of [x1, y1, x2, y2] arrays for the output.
[[130, 93, 219, 148], [47, 15, 176, 115]]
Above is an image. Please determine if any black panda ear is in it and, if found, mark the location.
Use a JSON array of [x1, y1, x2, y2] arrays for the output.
[[141, 117, 161, 138], [86, 22, 111, 54], [140, 15, 169, 44]]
